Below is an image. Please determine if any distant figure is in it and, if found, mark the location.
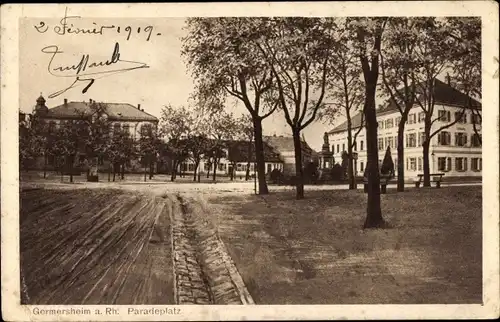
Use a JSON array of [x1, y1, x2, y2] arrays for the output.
[[323, 132, 329, 146]]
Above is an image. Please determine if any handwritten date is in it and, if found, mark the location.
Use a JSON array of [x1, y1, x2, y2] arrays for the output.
[[34, 7, 161, 41]]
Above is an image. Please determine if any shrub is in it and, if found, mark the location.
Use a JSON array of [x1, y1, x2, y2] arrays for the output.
[[330, 163, 344, 181], [270, 168, 284, 184], [380, 146, 395, 178], [303, 161, 319, 184], [340, 151, 349, 180]]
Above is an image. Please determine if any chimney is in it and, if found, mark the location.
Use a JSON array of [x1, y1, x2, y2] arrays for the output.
[[89, 99, 93, 104], [64, 98, 68, 105], [446, 73, 451, 86], [138, 104, 141, 110]]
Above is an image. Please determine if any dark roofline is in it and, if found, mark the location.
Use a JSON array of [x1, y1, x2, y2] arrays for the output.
[[45, 101, 159, 122]]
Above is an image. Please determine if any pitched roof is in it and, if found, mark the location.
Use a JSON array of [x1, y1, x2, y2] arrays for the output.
[[328, 79, 481, 134], [44, 101, 158, 122], [226, 140, 283, 163], [263, 135, 314, 154]]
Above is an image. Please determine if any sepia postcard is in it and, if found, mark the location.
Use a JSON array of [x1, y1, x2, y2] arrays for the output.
[[1, 1, 499, 321]]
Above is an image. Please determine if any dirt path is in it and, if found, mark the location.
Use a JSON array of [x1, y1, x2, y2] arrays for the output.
[[20, 189, 174, 305], [20, 188, 253, 305], [165, 193, 253, 304]]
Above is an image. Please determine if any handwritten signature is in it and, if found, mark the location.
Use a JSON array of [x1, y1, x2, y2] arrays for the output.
[[34, 7, 161, 41], [42, 42, 150, 98]]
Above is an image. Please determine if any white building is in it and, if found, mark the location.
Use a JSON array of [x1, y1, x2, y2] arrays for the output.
[[327, 79, 482, 179]]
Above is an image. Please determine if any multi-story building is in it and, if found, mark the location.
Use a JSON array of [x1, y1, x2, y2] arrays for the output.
[[327, 79, 482, 179], [28, 95, 159, 171]]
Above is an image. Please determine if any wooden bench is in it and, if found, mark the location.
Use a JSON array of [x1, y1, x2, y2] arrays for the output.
[[415, 173, 445, 188], [363, 174, 392, 194]]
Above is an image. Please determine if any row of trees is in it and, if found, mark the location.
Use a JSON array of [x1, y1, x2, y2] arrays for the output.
[[182, 17, 480, 228], [19, 102, 256, 183], [20, 103, 155, 183]]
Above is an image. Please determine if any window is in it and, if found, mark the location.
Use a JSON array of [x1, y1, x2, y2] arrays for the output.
[[471, 158, 482, 172], [418, 112, 426, 123], [188, 163, 195, 172], [353, 141, 357, 151], [337, 144, 340, 153], [237, 163, 244, 171], [48, 121, 57, 133], [455, 111, 467, 124], [437, 131, 451, 146], [471, 113, 481, 124], [406, 157, 417, 171], [342, 143, 345, 152], [417, 157, 423, 171], [418, 132, 426, 147], [385, 136, 394, 149], [394, 136, 398, 149], [471, 134, 481, 147], [113, 123, 121, 134], [385, 119, 394, 129], [122, 124, 130, 134], [407, 113, 416, 124], [267, 163, 272, 173], [360, 161, 364, 172], [405, 133, 417, 148], [378, 138, 384, 150], [360, 141, 364, 151], [204, 163, 211, 171], [140, 124, 152, 137], [455, 132, 468, 147], [378, 121, 384, 129], [438, 110, 451, 122], [438, 157, 452, 172], [455, 157, 468, 172]]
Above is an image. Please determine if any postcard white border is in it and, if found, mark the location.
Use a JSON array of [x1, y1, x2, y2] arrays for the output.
[[1, 1, 499, 321]]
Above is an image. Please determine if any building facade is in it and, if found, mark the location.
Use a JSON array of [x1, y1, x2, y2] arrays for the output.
[[28, 95, 159, 171], [327, 79, 482, 179], [177, 135, 316, 178]]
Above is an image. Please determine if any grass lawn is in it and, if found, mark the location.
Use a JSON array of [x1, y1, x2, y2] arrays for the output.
[[207, 186, 482, 304]]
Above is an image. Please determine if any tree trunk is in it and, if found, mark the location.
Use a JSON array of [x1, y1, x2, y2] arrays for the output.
[[292, 129, 305, 200], [253, 118, 269, 195], [230, 162, 236, 181], [149, 161, 154, 180], [346, 122, 355, 189], [171, 160, 176, 181], [212, 159, 218, 181], [113, 163, 116, 182], [144, 157, 147, 182], [422, 139, 431, 187], [422, 117, 433, 187], [363, 82, 384, 228], [397, 121, 405, 192], [206, 161, 211, 178], [246, 138, 252, 181], [121, 163, 125, 180], [193, 161, 199, 182], [108, 165, 111, 182], [245, 162, 251, 181]]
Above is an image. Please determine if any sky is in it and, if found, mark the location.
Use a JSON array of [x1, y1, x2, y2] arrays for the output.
[[20, 16, 339, 151]]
